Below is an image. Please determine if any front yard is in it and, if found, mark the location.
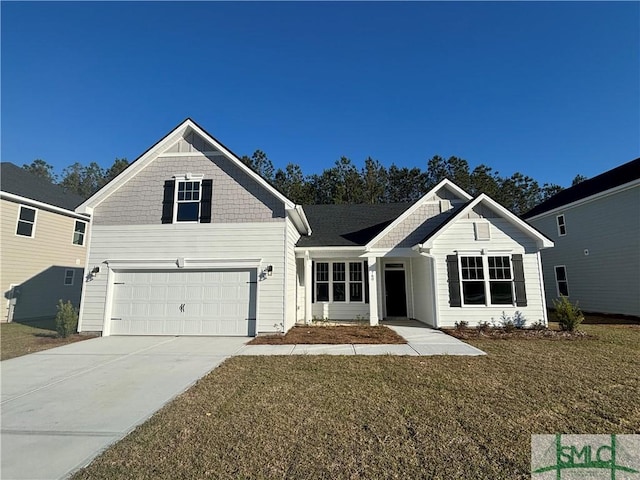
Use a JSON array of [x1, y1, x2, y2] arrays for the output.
[[1, 322, 94, 361], [73, 324, 639, 479]]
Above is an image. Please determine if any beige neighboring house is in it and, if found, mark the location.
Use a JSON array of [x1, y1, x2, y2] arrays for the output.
[[1, 162, 89, 324]]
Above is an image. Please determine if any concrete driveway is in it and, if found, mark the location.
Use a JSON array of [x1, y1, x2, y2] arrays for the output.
[[1, 336, 248, 480]]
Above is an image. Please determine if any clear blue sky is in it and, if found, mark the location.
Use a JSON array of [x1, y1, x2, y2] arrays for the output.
[[2, 1, 638, 187]]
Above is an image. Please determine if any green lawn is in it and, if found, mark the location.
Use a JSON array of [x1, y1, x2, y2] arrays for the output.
[[1, 322, 94, 361], [73, 324, 639, 480]]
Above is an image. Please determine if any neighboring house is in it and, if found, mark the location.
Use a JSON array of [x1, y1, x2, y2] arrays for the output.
[[523, 158, 640, 317], [1, 163, 89, 324], [76, 119, 554, 337]]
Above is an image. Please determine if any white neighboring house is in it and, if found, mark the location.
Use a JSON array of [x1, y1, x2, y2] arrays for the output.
[[76, 119, 554, 337], [523, 158, 640, 318]]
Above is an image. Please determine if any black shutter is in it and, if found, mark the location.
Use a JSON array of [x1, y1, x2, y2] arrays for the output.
[[200, 179, 213, 223], [446, 255, 462, 307], [311, 261, 315, 303], [512, 254, 527, 307], [161, 180, 175, 224], [364, 260, 370, 304]]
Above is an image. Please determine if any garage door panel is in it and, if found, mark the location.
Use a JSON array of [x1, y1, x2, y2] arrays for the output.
[[110, 268, 256, 336]]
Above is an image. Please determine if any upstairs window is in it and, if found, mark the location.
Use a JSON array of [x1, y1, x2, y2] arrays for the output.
[[161, 176, 213, 224], [556, 214, 566, 236], [16, 206, 36, 237], [73, 220, 87, 245], [176, 180, 201, 222]]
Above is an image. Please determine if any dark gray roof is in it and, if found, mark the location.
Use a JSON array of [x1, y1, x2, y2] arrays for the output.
[[0, 162, 86, 211], [523, 157, 640, 219], [297, 203, 412, 247]]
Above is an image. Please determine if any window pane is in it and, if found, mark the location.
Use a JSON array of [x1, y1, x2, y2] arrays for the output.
[[316, 283, 329, 302], [461, 256, 484, 280], [349, 262, 362, 281], [316, 263, 328, 282], [555, 267, 566, 281], [177, 191, 185, 201], [558, 281, 569, 297], [490, 282, 513, 304], [19, 207, 35, 222], [333, 282, 346, 302], [16, 221, 33, 237], [350, 282, 363, 302], [333, 263, 345, 282], [73, 231, 84, 245], [75, 221, 86, 234], [462, 281, 485, 305], [176, 202, 199, 221]]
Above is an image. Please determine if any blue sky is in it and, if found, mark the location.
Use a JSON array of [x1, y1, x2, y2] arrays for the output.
[[2, 1, 638, 187]]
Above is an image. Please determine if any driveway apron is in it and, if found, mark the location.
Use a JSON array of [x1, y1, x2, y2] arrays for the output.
[[1, 336, 248, 480]]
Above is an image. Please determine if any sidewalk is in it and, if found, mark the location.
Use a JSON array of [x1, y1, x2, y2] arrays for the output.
[[235, 320, 485, 356]]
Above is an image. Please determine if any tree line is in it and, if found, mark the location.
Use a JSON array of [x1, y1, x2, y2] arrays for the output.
[[24, 152, 585, 215]]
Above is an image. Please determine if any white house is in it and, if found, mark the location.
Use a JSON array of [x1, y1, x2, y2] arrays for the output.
[[523, 158, 640, 317], [76, 119, 554, 336]]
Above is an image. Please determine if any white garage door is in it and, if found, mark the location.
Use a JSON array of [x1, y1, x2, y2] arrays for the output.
[[109, 269, 257, 336]]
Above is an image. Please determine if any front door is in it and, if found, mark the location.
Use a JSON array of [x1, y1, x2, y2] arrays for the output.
[[384, 269, 407, 317]]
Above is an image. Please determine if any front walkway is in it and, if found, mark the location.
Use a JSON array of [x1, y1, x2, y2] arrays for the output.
[[235, 320, 485, 356]]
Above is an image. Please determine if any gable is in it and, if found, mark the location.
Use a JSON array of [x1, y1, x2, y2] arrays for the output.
[[93, 132, 286, 226]]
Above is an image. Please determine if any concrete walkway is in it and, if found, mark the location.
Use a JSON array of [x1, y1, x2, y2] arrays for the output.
[[235, 320, 485, 356]]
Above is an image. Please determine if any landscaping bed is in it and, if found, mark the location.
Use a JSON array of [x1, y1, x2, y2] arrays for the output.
[[248, 325, 406, 345], [446, 324, 590, 341], [1, 322, 96, 361]]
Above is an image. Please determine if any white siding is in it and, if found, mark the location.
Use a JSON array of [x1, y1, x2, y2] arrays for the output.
[[284, 218, 301, 331], [431, 218, 547, 328], [410, 256, 436, 326], [529, 185, 640, 316], [78, 222, 286, 334]]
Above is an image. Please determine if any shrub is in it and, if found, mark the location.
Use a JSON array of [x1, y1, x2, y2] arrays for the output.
[[477, 321, 492, 333], [513, 311, 527, 329], [530, 320, 546, 331], [454, 320, 469, 331], [552, 296, 584, 332], [499, 311, 515, 332], [55, 300, 78, 338]]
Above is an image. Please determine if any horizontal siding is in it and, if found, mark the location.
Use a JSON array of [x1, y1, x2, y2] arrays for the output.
[[285, 219, 301, 331], [78, 222, 285, 334], [431, 218, 547, 328], [1, 199, 87, 321], [410, 256, 435, 326], [311, 302, 370, 321], [530, 185, 640, 316]]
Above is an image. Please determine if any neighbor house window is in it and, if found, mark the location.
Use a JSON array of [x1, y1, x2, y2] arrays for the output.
[[460, 255, 514, 306], [64, 269, 75, 286], [556, 214, 566, 236], [16, 206, 36, 237], [175, 180, 201, 222], [315, 262, 329, 302], [555, 265, 569, 296], [314, 261, 367, 303], [73, 220, 87, 245]]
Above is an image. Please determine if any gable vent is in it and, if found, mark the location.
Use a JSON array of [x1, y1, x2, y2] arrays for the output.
[[474, 221, 491, 241]]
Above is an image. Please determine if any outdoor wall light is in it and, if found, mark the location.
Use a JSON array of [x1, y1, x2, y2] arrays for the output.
[[267, 265, 273, 276], [91, 266, 100, 275]]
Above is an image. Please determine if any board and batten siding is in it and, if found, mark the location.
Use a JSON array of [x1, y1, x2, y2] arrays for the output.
[[93, 153, 285, 226], [430, 217, 547, 328], [1, 199, 87, 322], [78, 222, 286, 334], [529, 184, 640, 316], [285, 218, 301, 330]]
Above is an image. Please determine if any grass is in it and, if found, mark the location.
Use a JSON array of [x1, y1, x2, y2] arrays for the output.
[[0, 322, 95, 361], [72, 324, 639, 480], [249, 325, 406, 345]]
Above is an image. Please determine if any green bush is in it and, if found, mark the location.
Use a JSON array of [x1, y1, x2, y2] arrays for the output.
[[552, 296, 584, 332], [55, 300, 78, 338]]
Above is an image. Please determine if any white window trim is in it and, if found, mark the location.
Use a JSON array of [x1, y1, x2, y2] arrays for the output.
[[315, 260, 366, 304], [16, 205, 37, 238], [458, 254, 516, 307], [72, 220, 87, 246], [554, 265, 570, 297], [64, 269, 75, 286], [173, 174, 204, 224], [556, 214, 566, 237]]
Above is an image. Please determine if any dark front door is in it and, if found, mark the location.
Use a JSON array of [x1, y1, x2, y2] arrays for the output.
[[385, 270, 407, 317]]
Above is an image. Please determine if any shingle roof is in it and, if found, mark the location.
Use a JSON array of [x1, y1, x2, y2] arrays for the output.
[[297, 203, 412, 247], [0, 162, 86, 211], [522, 157, 640, 219]]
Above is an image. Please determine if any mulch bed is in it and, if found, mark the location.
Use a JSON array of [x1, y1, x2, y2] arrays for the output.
[[446, 327, 590, 341], [248, 325, 406, 345]]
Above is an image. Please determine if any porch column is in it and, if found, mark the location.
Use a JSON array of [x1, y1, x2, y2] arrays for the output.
[[367, 256, 379, 326], [304, 252, 312, 324]]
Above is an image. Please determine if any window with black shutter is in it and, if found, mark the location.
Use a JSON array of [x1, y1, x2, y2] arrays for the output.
[[162, 177, 213, 224]]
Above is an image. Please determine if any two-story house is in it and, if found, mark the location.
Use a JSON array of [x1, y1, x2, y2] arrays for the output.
[[1, 163, 89, 324]]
